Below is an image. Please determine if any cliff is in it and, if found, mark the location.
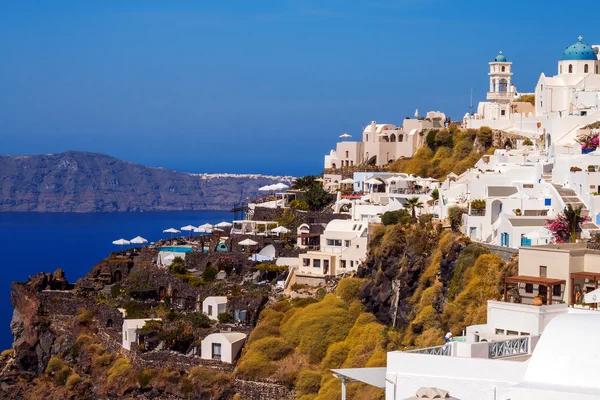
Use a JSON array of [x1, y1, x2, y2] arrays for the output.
[[0, 151, 293, 212]]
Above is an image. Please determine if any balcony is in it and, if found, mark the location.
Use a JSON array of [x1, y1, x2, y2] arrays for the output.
[[487, 91, 514, 100]]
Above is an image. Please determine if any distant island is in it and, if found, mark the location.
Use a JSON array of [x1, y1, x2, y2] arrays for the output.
[[0, 151, 294, 212]]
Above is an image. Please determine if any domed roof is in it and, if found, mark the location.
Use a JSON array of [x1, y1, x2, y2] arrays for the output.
[[494, 51, 507, 62], [562, 36, 597, 61]]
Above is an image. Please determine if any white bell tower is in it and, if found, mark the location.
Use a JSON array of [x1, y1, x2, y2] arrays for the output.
[[487, 51, 514, 103]]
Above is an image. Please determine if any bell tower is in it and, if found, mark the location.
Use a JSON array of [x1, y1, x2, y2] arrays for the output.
[[487, 51, 513, 102]]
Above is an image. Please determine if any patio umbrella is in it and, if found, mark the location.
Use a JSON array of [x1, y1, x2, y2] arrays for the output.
[[339, 133, 352, 139], [404, 387, 457, 399], [193, 227, 212, 234], [364, 177, 383, 185], [238, 238, 258, 246], [215, 221, 232, 228], [340, 178, 354, 184], [258, 185, 273, 191], [112, 238, 130, 246], [130, 236, 148, 245], [270, 226, 290, 235], [272, 183, 289, 191], [181, 225, 197, 237], [198, 223, 213, 230], [584, 288, 600, 304], [509, 191, 530, 212], [524, 229, 552, 240], [163, 228, 180, 240]]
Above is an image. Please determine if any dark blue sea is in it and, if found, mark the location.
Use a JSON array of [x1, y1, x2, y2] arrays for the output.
[[0, 210, 232, 350]]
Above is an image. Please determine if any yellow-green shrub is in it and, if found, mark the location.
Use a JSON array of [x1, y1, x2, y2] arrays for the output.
[[45, 357, 70, 386], [77, 309, 93, 326], [106, 358, 138, 395], [93, 353, 113, 369], [336, 278, 366, 303], [66, 374, 81, 390], [187, 366, 231, 388], [75, 333, 93, 346], [1, 349, 14, 359], [295, 370, 323, 396], [281, 295, 357, 363], [236, 352, 276, 380], [249, 337, 293, 361]]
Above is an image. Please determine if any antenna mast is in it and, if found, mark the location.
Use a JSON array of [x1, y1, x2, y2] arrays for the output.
[[469, 88, 473, 115]]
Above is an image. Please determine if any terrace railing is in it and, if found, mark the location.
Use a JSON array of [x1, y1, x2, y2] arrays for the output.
[[488, 336, 529, 359], [406, 344, 452, 356]]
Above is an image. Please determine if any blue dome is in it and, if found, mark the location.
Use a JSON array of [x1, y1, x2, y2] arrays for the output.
[[562, 37, 597, 61], [495, 51, 507, 62]]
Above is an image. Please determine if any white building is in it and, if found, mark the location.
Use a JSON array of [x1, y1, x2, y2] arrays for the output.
[[200, 332, 246, 363], [324, 112, 446, 169], [297, 219, 368, 279], [202, 296, 228, 320], [122, 318, 159, 350]]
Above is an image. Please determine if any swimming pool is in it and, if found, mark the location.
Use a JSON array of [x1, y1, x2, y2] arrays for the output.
[[159, 246, 193, 253]]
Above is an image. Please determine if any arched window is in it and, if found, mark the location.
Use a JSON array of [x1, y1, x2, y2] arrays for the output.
[[399, 134, 404, 142], [106, 319, 113, 328], [501, 66, 505, 72], [366, 134, 369, 142], [569, 64, 573, 74], [158, 286, 167, 301], [585, 64, 589, 73], [389, 134, 396, 142], [560, 65, 563, 74], [499, 79, 508, 92], [597, 65, 599, 74], [113, 270, 122, 283]]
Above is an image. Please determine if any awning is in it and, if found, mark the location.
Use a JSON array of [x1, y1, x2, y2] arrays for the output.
[[331, 368, 386, 389]]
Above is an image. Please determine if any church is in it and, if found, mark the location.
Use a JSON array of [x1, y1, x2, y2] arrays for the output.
[[467, 37, 600, 151]]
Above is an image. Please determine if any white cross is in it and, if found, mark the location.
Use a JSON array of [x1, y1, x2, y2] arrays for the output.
[[578, 35, 583, 42]]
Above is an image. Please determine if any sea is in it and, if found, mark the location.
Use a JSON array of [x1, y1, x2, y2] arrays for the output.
[[0, 210, 232, 350]]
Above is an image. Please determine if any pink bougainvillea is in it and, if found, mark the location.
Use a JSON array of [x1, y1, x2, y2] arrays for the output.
[[577, 131, 600, 151], [545, 214, 570, 243]]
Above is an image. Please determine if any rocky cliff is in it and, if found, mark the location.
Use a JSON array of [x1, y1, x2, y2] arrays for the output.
[[0, 151, 293, 212]]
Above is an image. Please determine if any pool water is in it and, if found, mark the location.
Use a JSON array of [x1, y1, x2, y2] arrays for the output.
[[159, 246, 193, 253]]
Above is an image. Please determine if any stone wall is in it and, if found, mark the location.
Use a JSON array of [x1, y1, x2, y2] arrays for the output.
[[233, 379, 295, 400], [480, 243, 518, 262]]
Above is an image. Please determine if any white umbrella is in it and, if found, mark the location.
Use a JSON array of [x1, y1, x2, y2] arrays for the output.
[[270, 226, 290, 234], [238, 238, 258, 246], [414, 108, 419, 118], [339, 133, 352, 139], [163, 228, 180, 234], [509, 191, 530, 212], [130, 236, 148, 245], [340, 178, 354, 184], [364, 177, 383, 185], [258, 185, 274, 191], [524, 229, 552, 240], [215, 222, 232, 228], [181, 225, 197, 237], [112, 238, 130, 246], [198, 223, 213, 230], [378, 132, 388, 137], [584, 288, 600, 304], [193, 227, 212, 234], [248, 254, 273, 262]]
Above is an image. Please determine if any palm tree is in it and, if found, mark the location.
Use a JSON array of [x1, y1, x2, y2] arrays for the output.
[[405, 197, 424, 222], [563, 204, 586, 243]]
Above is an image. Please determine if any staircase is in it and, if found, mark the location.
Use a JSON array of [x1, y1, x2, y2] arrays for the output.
[[553, 183, 600, 237]]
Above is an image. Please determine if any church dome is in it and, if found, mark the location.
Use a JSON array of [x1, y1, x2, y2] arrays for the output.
[[562, 37, 597, 61], [494, 51, 507, 62]]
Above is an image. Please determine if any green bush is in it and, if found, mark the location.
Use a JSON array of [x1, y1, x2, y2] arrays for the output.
[[470, 199, 486, 211], [110, 284, 124, 298], [448, 206, 467, 231], [476, 126, 493, 148], [93, 353, 113, 369], [523, 138, 533, 146], [236, 352, 276, 380], [202, 266, 218, 282], [106, 358, 138, 395], [381, 209, 411, 226], [217, 312, 233, 324], [168, 257, 187, 274], [45, 357, 70, 386], [336, 278, 366, 303], [123, 300, 148, 319], [139, 368, 154, 387], [75, 333, 93, 346], [187, 312, 213, 328], [289, 200, 309, 210], [290, 297, 319, 308]]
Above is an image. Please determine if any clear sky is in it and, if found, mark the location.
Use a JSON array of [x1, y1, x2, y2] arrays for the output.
[[0, 0, 597, 176]]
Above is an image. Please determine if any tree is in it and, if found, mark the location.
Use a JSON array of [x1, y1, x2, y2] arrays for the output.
[[168, 257, 187, 275], [292, 175, 318, 190], [430, 188, 439, 202], [404, 197, 424, 222], [563, 204, 590, 243], [297, 186, 334, 211], [381, 209, 411, 226], [447, 206, 467, 232]]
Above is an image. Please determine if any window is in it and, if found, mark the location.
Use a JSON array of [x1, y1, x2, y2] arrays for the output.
[[323, 259, 329, 270], [327, 239, 342, 246], [124, 331, 128, 341], [520, 332, 530, 336], [212, 343, 222, 359], [341, 260, 347, 269], [553, 284, 561, 297], [501, 66, 506, 72], [208, 305, 213, 316], [345, 151, 349, 158], [345, 240, 351, 247], [507, 330, 519, 336], [314, 259, 321, 269], [541, 84, 543, 90], [540, 101, 543, 108], [539, 266, 547, 278], [525, 283, 533, 293], [560, 65, 563, 74], [597, 65, 599, 74], [538, 285, 547, 297], [585, 64, 589, 73], [569, 64, 573, 73], [523, 184, 534, 188], [495, 329, 505, 335], [366, 134, 369, 141], [501, 110, 506, 116], [350, 260, 354, 268], [544, 198, 551, 206], [303, 258, 310, 267]]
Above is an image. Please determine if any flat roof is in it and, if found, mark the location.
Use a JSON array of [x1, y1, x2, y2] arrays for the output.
[[488, 186, 518, 197], [508, 218, 547, 227], [505, 275, 566, 285], [331, 368, 386, 388]]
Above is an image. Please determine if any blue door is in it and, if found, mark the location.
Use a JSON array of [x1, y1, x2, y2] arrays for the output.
[[596, 214, 600, 225], [521, 235, 532, 246]]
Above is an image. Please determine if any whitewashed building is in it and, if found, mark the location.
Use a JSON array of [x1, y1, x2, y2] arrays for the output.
[[200, 332, 246, 363], [202, 296, 228, 320], [122, 318, 159, 350]]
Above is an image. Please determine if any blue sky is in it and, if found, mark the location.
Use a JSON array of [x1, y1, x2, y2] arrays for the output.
[[0, 0, 597, 176]]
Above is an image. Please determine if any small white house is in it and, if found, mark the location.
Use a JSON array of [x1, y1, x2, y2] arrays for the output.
[[203, 296, 228, 320], [122, 318, 158, 350], [201, 332, 247, 363]]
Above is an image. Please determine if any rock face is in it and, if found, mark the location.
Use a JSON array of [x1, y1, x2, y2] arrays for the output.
[[0, 151, 293, 212]]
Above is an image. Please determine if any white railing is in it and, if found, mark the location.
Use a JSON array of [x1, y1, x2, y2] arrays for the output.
[[488, 336, 529, 359], [406, 344, 452, 356]]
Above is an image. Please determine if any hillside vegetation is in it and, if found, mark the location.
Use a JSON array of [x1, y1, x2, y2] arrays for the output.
[[388, 125, 494, 179], [239, 219, 517, 399]]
